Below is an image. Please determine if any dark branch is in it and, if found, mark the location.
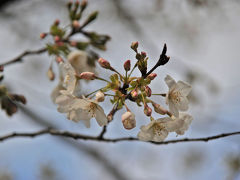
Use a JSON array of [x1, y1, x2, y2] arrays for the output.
[[0, 128, 240, 145], [144, 43, 169, 78], [0, 47, 47, 67], [98, 126, 107, 139]]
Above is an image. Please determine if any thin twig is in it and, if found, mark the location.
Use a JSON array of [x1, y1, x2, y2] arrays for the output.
[[98, 126, 107, 139], [0, 47, 47, 67], [0, 128, 240, 145]]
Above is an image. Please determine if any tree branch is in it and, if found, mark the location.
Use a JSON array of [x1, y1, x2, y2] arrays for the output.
[[0, 128, 240, 145], [0, 47, 47, 67]]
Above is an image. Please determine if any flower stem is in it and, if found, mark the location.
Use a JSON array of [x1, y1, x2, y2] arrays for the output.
[[152, 93, 166, 97], [96, 76, 111, 83], [128, 63, 137, 78], [104, 93, 114, 97], [85, 88, 103, 98]]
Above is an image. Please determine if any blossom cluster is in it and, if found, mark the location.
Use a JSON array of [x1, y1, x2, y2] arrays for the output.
[[51, 40, 193, 142]]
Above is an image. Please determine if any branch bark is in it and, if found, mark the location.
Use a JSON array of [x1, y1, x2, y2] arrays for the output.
[[0, 128, 239, 145], [0, 47, 47, 67]]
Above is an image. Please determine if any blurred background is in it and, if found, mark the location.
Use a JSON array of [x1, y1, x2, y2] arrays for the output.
[[0, 0, 240, 179]]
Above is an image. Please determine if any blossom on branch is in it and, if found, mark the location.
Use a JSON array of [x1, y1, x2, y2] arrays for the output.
[[137, 113, 193, 142], [165, 75, 191, 117], [55, 90, 108, 128]]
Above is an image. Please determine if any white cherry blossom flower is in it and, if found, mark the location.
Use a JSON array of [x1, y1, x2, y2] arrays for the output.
[[165, 75, 191, 117], [173, 113, 193, 135], [52, 50, 97, 103], [138, 113, 193, 142], [121, 111, 136, 130], [51, 61, 77, 103], [55, 90, 108, 128]]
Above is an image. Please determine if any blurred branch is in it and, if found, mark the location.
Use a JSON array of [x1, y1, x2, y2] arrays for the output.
[[0, 47, 47, 67], [19, 106, 128, 180], [1, 128, 240, 145]]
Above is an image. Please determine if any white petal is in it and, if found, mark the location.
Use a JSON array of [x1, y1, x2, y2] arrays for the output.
[[169, 100, 179, 117], [152, 129, 168, 142], [51, 82, 65, 103], [95, 106, 108, 126], [175, 113, 193, 135], [176, 81, 192, 96], [138, 127, 154, 141], [165, 75, 176, 89], [176, 96, 189, 111], [83, 119, 91, 128]]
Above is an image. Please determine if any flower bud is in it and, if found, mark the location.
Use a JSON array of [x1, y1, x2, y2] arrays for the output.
[[47, 67, 55, 81], [54, 19, 60, 26], [0, 65, 4, 72], [75, 0, 80, 5], [80, 0, 88, 10], [107, 114, 113, 122], [40, 33, 47, 39], [10, 94, 27, 104], [54, 36, 60, 42], [147, 73, 157, 80], [78, 72, 96, 80], [124, 60, 131, 71], [95, 91, 105, 102], [144, 104, 152, 117], [131, 89, 138, 98], [121, 111, 136, 130], [152, 102, 167, 115], [72, 20, 80, 28], [67, 1, 73, 10], [141, 51, 147, 58], [98, 58, 111, 69], [56, 56, 63, 63], [131, 41, 138, 52], [145, 86, 152, 97], [56, 42, 64, 47]]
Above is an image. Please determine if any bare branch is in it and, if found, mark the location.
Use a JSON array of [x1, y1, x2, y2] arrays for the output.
[[0, 47, 47, 67], [0, 128, 240, 145], [98, 126, 107, 139]]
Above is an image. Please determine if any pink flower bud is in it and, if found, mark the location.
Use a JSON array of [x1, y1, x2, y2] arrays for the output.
[[152, 102, 167, 115], [144, 104, 152, 117], [95, 91, 105, 102], [147, 73, 157, 80], [121, 111, 136, 130], [141, 51, 147, 58], [54, 19, 60, 26], [81, 0, 88, 8], [54, 36, 60, 42], [72, 20, 80, 28], [0, 65, 4, 72], [145, 86, 152, 97], [98, 58, 111, 69], [40, 33, 47, 39], [56, 56, 63, 63], [131, 41, 138, 51], [70, 41, 77, 46], [124, 60, 131, 71], [131, 89, 138, 98], [56, 41, 64, 46], [79, 72, 96, 80]]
